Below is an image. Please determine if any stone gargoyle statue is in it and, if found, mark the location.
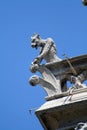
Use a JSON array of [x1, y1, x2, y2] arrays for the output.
[[29, 33, 64, 97], [31, 33, 61, 65], [29, 33, 87, 98]]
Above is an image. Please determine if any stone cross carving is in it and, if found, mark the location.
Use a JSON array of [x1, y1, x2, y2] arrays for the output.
[[29, 33, 87, 98]]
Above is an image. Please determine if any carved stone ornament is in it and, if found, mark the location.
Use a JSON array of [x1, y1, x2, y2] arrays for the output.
[[29, 33, 87, 99]]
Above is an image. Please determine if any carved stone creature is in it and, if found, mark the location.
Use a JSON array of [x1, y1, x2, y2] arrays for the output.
[[29, 34, 87, 97], [67, 71, 87, 89], [29, 34, 63, 96], [29, 75, 58, 96], [29, 65, 62, 96], [31, 33, 61, 65]]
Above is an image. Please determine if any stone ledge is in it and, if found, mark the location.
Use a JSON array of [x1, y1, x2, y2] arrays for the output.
[[45, 54, 87, 76], [35, 88, 87, 130], [46, 87, 87, 101]]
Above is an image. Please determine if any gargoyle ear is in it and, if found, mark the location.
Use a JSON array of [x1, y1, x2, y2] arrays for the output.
[[34, 32, 37, 36], [33, 32, 40, 39]]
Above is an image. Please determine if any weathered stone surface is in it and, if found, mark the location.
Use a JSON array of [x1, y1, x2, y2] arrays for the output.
[[30, 53, 87, 98], [36, 88, 87, 130]]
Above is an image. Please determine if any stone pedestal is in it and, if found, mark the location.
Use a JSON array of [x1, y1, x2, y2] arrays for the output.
[[36, 88, 87, 130]]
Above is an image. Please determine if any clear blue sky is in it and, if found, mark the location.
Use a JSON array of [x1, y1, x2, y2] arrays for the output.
[[1, 0, 87, 130]]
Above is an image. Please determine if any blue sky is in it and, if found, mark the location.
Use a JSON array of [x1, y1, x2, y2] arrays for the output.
[[1, 0, 87, 130]]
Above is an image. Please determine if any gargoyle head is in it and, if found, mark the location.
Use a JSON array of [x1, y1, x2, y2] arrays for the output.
[[31, 33, 41, 49]]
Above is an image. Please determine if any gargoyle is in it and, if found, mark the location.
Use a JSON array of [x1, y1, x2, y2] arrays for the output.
[[31, 33, 61, 65], [67, 71, 87, 89], [29, 33, 67, 96]]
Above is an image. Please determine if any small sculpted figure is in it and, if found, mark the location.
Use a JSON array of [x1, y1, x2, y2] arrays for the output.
[[31, 33, 61, 65], [67, 71, 87, 89]]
